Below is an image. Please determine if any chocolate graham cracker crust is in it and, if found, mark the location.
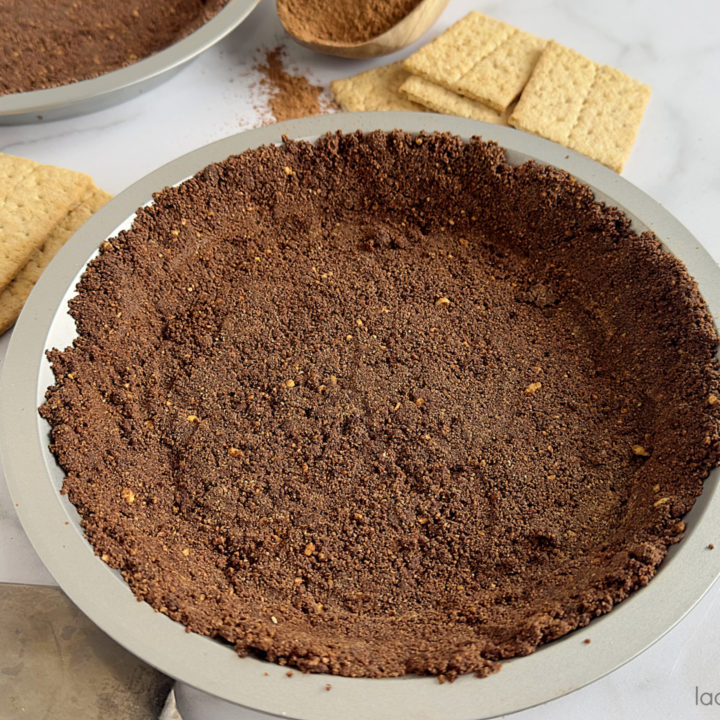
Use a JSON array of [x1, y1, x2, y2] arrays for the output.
[[41, 131, 720, 680], [0, 0, 229, 96]]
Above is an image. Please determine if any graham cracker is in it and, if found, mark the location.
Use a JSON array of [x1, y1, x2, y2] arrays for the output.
[[453, 31, 547, 111], [330, 62, 425, 112], [0, 186, 112, 335], [403, 13, 511, 88], [399, 75, 509, 125], [402, 12, 545, 111], [0, 154, 93, 293], [569, 64, 651, 173], [509, 41, 651, 172]]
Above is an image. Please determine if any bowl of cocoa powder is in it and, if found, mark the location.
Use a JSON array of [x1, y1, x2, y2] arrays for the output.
[[277, 0, 450, 57], [2, 112, 720, 719], [0, 0, 260, 124]]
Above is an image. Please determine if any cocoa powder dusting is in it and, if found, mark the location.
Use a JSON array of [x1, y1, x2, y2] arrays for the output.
[[278, 0, 424, 43], [41, 132, 720, 680], [256, 48, 326, 123]]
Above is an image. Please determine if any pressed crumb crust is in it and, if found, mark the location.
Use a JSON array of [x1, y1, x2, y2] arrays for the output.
[[0, 0, 229, 96], [41, 132, 720, 679]]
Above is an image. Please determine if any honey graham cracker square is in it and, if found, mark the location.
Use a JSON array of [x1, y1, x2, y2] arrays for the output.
[[509, 41, 651, 172], [0, 153, 93, 293], [403, 12, 546, 112], [0, 186, 112, 335], [330, 62, 425, 112], [399, 75, 510, 124]]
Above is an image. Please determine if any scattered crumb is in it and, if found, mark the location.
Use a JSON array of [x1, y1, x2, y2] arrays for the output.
[[583, 638, 591, 644], [325, 683, 332, 691], [286, 670, 294, 677], [708, 544, 715, 550]]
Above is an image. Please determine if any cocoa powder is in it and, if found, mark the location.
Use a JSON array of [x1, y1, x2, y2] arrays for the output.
[[277, 0, 424, 43], [41, 132, 720, 680], [255, 48, 327, 123]]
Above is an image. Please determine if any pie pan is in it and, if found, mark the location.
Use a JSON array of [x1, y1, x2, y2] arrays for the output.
[[1, 112, 719, 720], [0, 0, 260, 125]]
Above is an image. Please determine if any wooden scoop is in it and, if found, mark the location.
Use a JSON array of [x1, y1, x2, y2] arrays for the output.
[[277, 0, 450, 59]]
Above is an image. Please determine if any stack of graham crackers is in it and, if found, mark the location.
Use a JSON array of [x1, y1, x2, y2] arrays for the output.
[[331, 12, 651, 173], [0, 154, 111, 334]]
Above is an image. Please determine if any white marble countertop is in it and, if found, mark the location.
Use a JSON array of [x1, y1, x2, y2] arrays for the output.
[[1, 0, 719, 718]]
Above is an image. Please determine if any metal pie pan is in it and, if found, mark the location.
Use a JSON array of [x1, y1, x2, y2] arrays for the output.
[[2, 112, 719, 720], [0, 0, 260, 125]]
